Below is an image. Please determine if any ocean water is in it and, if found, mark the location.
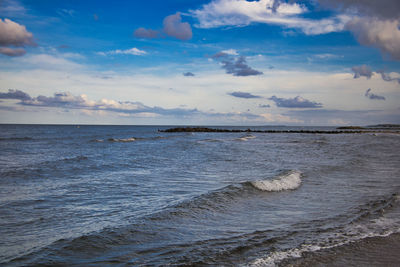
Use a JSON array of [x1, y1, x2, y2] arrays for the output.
[[0, 125, 399, 266]]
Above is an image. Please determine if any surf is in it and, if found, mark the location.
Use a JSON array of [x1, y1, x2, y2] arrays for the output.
[[249, 170, 302, 192]]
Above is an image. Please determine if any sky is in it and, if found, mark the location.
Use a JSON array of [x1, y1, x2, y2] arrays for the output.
[[0, 0, 399, 125]]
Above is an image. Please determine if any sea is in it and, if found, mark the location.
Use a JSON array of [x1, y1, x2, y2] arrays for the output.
[[1, 124, 399, 266]]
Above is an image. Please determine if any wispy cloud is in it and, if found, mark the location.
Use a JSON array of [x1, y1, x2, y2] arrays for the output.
[[98, 47, 147, 56], [365, 88, 385, 100], [57, 8, 75, 17], [269, 95, 323, 108], [18, 53, 83, 70], [0, 89, 305, 124], [134, 27, 159, 39], [0, 0, 27, 17], [228, 91, 261, 98], [376, 70, 400, 84], [2, 90, 199, 117], [285, 108, 400, 126], [0, 47, 25, 56], [221, 49, 238, 55], [190, 0, 349, 35]]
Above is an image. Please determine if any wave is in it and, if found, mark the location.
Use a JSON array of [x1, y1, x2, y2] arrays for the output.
[[249, 170, 302, 192], [4, 170, 301, 265], [249, 193, 400, 266], [235, 135, 256, 141], [93, 136, 173, 143], [0, 137, 33, 141], [108, 137, 137, 142], [9, 178, 399, 266], [62, 155, 88, 162]]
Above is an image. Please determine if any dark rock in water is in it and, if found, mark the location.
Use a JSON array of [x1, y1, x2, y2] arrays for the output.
[[368, 124, 400, 128], [337, 126, 365, 130], [159, 127, 400, 135]]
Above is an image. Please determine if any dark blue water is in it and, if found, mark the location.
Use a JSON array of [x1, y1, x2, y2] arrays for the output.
[[1, 125, 399, 266]]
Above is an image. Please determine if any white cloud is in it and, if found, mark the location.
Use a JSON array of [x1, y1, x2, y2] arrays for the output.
[[190, 0, 350, 35], [221, 49, 238, 55], [99, 47, 147, 56], [0, 62, 399, 125]]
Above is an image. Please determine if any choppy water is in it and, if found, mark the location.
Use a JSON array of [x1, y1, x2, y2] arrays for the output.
[[0, 125, 399, 266]]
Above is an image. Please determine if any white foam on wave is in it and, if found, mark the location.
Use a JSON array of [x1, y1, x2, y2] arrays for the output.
[[250, 171, 302, 192], [109, 137, 136, 142], [249, 228, 400, 267], [248, 196, 400, 267], [235, 135, 256, 141]]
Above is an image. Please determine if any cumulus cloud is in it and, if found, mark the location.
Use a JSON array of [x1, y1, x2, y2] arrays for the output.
[[228, 91, 262, 98], [269, 95, 323, 108], [163, 12, 192, 40], [365, 88, 385, 100], [190, 0, 349, 35], [346, 17, 400, 60], [134, 12, 192, 41], [0, 18, 34, 46], [99, 47, 147, 56], [352, 65, 373, 79], [0, 89, 31, 100], [318, 0, 400, 20], [317, 0, 400, 60], [0, 18, 35, 56], [376, 70, 400, 83], [134, 27, 159, 39], [183, 72, 195, 76], [212, 52, 263, 76]]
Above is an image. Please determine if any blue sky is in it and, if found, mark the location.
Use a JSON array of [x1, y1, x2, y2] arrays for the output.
[[0, 0, 399, 125]]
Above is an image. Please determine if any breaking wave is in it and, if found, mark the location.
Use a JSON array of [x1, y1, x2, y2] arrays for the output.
[[235, 135, 256, 141], [249, 170, 302, 192], [249, 193, 400, 266], [108, 137, 137, 142]]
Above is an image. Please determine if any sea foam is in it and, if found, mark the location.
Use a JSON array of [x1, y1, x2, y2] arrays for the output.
[[108, 137, 136, 142], [250, 171, 302, 192]]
